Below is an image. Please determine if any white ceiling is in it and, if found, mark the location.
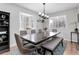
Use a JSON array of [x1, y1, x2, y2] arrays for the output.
[[15, 3, 79, 14]]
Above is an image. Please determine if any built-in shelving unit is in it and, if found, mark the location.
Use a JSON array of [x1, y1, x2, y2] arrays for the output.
[[0, 11, 10, 54]]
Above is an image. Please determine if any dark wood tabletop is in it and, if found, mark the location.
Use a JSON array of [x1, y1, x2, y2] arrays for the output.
[[21, 32, 61, 45]]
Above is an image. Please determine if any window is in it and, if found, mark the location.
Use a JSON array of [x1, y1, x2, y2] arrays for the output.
[[19, 12, 36, 30], [49, 15, 67, 31]]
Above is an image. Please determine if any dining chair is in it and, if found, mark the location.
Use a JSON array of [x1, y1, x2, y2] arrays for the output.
[[52, 29, 57, 32], [38, 29, 42, 33], [14, 33, 36, 54], [20, 30, 27, 36], [31, 30, 36, 34], [20, 30, 30, 45]]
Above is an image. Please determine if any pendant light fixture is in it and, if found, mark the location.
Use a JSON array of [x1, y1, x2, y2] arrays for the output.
[[38, 3, 49, 19]]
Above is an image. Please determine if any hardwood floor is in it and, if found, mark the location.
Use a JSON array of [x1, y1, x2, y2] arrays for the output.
[[1, 41, 79, 55], [1, 46, 17, 55], [64, 41, 79, 55]]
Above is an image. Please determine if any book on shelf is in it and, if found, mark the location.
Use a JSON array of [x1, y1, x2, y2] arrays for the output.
[[0, 31, 7, 34]]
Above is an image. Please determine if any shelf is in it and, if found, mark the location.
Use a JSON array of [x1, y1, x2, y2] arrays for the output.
[[0, 25, 8, 27], [0, 19, 9, 21], [0, 41, 8, 44], [0, 33, 7, 35], [0, 45, 9, 52], [0, 19, 5, 21], [0, 11, 10, 54], [0, 30, 7, 32], [0, 31, 7, 34], [0, 31, 8, 33]]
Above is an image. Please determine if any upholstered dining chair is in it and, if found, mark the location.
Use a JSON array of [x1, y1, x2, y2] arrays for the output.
[[52, 29, 57, 32], [31, 30, 36, 34], [20, 30, 29, 46], [14, 33, 36, 54], [20, 30, 27, 36]]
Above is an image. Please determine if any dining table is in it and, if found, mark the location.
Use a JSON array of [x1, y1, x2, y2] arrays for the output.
[[21, 31, 61, 45]]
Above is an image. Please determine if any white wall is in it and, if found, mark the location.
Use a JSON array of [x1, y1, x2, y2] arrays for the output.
[[1, 3, 78, 47], [49, 8, 78, 42], [0, 3, 39, 47]]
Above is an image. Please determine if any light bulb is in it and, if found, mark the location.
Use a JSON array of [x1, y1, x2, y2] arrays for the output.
[[44, 15, 47, 17], [46, 15, 49, 18], [39, 12, 41, 15], [42, 13, 44, 16]]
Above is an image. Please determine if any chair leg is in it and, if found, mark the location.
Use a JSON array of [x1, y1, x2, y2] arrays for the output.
[[43, 49, 46, 55], [37, 48, 43, 54], [61, 39, 63, 47], [51, 51, 54, 55]]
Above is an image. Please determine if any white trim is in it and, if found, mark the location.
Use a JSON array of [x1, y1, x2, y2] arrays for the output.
[[10, 43, 16, 48], [20, 12, 33, 17]]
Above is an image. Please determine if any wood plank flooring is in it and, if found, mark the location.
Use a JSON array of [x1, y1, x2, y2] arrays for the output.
[[64, 41, 79, 55], [1, 41, 79, 55]]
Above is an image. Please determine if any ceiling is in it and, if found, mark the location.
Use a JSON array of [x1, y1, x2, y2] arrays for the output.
[[15, 3, 79, 14]]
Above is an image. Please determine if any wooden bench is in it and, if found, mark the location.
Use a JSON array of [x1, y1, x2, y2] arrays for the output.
[[41, 37, 63, 55]]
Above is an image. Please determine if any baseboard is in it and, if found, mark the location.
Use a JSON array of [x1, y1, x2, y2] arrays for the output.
[[10, 43, 16, 48], [63, 38, 77, 43]]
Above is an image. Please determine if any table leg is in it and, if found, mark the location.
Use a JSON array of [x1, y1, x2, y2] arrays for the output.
[[71, 32, 72, 43], [77, 34, 79, 45], [43, 49, 46, 55], [51, 51, 54, 55], [61, 39, 63, 47]]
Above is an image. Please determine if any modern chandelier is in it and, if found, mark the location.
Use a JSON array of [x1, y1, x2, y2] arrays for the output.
[[38, 3, 49, 19]]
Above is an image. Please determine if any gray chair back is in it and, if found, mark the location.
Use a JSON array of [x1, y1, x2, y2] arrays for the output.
[[14, 33, 29, 54], [52, 29, 57, 32], [20, 30, 27, 36], [31, 30, 36, 34]]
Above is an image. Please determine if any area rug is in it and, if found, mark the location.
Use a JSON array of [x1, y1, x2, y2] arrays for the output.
[[45, 40, 67, 55], [9, 40, 67, 55]]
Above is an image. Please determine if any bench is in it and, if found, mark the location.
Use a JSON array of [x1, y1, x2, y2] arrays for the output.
[[41, 37, 63, 55]]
